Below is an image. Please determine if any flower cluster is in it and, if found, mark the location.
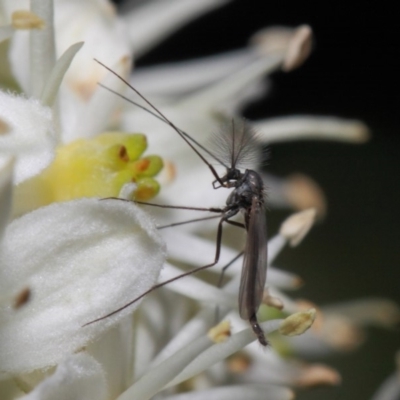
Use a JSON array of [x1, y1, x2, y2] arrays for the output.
[[0, 1, 398, 400]]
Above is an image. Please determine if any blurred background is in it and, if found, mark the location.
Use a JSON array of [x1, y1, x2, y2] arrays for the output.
[[114, 1, 400, 399]]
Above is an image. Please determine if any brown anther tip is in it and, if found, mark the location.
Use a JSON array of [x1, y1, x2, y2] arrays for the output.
[[12, 10, 45, 30], [296, 300, 323, 332], [14, 287, 31, 309], [70, 80, 98, 101], [227, 352, 252, 373], [284, 173, 327, 219], [293, 276, 305, 288], [159, 160, 176, 184], [208, 320, 231, 343], [282, 25, 313, 72], [263, 292, 284, 310], [280, 209, 317, 247], [323, 315, 365, 351], [295, 363, 342, 387], [118, 145, 129, 162], [0, 118, 10, 135], [135, 159, 151, 172], [250, 27, 295, 55]]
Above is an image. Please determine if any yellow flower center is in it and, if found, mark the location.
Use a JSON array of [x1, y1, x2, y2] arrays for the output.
[[16, 132, 163, 212]]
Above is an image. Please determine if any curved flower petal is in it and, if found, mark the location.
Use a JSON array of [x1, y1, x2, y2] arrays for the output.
[[20, 353, 107, 400], [263, 172, 327, 218], [148, 308, 215, 369], [165, 319, 283, 389], [131, 49, 259, 98], [68, 57, 132, 141], [0, 198, 165, 376], [8, 0, 131, 99], [160, 384, 294, 400], [119, 333, 214, 400], [255, 116, 370, 144], [0, 91, 56, 183], [41, 42, 84, 108], [159, 263, 237, 308], [123, 0, 231, 57], [29, 0, 56, 98], [87, 322, 134, 399]]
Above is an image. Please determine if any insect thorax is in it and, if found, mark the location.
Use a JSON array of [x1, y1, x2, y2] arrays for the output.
[[226, 169, 265, 210]]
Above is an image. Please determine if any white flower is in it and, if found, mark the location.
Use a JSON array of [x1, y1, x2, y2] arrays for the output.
[[0, 0, 165, 394], [1, 1, 397, 400], [0, 190, 165, 376]]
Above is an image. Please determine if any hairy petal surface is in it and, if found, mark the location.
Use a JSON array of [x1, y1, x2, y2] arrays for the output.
[[0, 198, 165, 376]]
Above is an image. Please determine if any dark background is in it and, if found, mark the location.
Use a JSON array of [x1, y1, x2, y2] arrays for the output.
[[115, 1, 400, 399]]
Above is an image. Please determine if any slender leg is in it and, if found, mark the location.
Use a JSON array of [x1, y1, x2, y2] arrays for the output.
[[216, 219, 246, 288], [101, 197, 223, 213], [216, 251, 244, 289], [158, 214, 221, 230]]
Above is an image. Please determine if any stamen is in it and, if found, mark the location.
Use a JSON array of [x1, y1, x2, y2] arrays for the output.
[[12, 10, 45, 30]]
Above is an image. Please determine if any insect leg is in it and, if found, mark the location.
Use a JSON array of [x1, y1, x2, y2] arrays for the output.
[[158, 214, 221, 229], [101, 197, 223, 213], [216, 219, 246, 288]]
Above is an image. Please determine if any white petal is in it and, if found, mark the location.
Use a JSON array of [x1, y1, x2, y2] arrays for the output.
[[164, 230, 239, 272], [164, 230, 289, 290], [40, 42, 84, 107], [178, 56, 282, 114], [268, 266, 303, 290], [132, 49, 257, 98], [53, 0, 132, 134], [0, 91, 56, 183], [159, 263, 236, 308], [20, 353, 107, 400], [165, 319, 282, 388], [160, 384, 293, 400], [118, 334, 214, 400], [30, 0, 56, 98], [0, 198, 165, 375], [88, 322, 134, 399], [255, 115, 370, 144], [323, 298, 400, 328], [9, 29, 31, 93], [54, 0, 131, 86], [124, 0, 231, 57], [279, 209, 317, 247], [263, 172, 327, 218], [66, 57, 131, 141], [148, 309, 215, 369]]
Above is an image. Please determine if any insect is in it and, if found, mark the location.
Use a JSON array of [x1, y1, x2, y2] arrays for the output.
[[85, 60, 269, 346]]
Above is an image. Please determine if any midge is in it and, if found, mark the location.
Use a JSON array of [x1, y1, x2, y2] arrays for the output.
[[85, 60, 269, 346]]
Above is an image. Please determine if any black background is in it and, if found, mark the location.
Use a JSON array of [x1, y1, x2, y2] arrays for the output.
[[115, 1, 400, 399]]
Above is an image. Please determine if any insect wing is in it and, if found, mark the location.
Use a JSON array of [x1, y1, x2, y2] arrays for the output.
[[238, 198, 268, 320]]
